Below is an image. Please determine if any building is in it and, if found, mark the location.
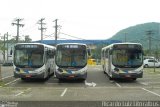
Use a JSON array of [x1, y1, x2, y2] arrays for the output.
[[34, 39, 122, 49]]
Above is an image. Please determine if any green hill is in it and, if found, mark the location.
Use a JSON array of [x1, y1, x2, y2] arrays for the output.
[[109, 22, 160, 50]]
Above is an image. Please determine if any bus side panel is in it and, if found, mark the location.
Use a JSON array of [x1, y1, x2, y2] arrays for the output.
[[108, 54, 112, 77]]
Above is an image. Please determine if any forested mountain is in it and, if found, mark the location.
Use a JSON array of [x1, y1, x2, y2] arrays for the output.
[[109, 22, 160, 50]]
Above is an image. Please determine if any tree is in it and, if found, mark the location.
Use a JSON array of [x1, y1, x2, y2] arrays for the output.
[[24, 35, 32, 43], [0, 40, 7, 62], [92, 44, 108, 59]]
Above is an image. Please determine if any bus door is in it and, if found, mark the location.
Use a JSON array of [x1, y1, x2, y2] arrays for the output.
[[108, 50, 112, 75], [102, 50, 105, 71]]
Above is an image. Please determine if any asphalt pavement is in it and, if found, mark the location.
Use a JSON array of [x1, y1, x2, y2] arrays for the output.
[[0, 65, 160, 107]]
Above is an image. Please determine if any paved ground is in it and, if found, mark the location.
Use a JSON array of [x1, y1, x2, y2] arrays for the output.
[[0, 65, 160, 106]]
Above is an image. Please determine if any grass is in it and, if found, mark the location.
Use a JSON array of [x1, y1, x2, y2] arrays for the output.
[[0, 81, 5, 87], [144, 68, 160, 74]]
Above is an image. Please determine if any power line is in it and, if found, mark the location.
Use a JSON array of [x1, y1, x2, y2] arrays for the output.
[[44, 33, 55, 37], [12, 18, 24, 43], [11, 22, 37, 41], [20, 23, 37, 33], [37, 18, 47, 41], [43, 32, 56, 40], [58, 37, 73, 40], [60, 32, 86, 40], [43, 26, 61, 40]]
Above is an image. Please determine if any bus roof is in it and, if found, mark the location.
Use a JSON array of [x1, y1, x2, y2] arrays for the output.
[[56, 43, 87, 47], [15, 43, 55, 49], [102, 42, 142, 50]]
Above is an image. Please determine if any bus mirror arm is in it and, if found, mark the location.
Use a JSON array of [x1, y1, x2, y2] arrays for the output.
[[47, 50, 52, 55], [10, 49, 13, 55], [109, 50, 112, 55], [53, 51, 56, 56], [87, 49, 91, 56]]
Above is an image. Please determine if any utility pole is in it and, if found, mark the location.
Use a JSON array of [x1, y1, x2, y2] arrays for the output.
[[54, 19, 58, 45], [6, 32, 9, 61], [3, 34, 6, 62], [37, 18, 47, 41], [146, 30, 154, 55], [53, 19, 58, 45], [12, 18, 24, 43]]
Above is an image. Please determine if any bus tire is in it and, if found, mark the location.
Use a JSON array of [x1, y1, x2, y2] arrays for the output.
[[81, 78, 86, 81], [132, 78, 137, 81], [21, 78, 27, 81], [59, 78, 64, 82], [46, 69, 50, 79], [48, 70, 50, 78], [109, 77, 113, 80], [103, 67, 106, 74]]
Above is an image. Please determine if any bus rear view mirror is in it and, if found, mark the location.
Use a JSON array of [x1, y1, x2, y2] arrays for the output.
[[47, 50, 52, 55], [87, 48, 91, 56], [53, 51, 56, 56]]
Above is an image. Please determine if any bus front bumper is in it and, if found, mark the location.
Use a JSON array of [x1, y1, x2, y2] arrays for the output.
[[112, 72, 143, 79], [14, 72, 45, 79], [55, 72, 87, 80]]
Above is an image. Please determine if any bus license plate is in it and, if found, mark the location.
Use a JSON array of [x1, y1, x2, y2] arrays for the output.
[[69, 75, 75, 78], [125, 75, 131, 77], [26, 75, 31, 78]]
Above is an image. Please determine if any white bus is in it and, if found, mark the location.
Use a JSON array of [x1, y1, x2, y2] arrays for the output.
[[55, 43, 88, 80], [13, 43, 56, 80], [101, 43, 143, 80]]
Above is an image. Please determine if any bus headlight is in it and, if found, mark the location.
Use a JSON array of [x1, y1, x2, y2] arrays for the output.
[[114, 68, 119, 72], [137, 70, 143, 74], [58, 68, 63, 72], [15, 68, 20, 72]]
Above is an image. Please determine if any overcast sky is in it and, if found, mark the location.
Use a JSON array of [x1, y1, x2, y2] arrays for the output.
[[0, 0, 160, 41]]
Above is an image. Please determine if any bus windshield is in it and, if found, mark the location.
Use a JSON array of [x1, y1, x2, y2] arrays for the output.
[[56, 48, 87, 68], [14, 49, 44, 68], [112, 49, 143, 68]]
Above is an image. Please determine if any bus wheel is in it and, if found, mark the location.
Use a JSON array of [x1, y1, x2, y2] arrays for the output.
[[103, 67, 106, 74], [132, 78, 137, 81], [109, 77, 113, 80], [59, 78, 64, 82], [21, 78, 27, 81], [46, 69, 50, 79], [81, 78, 86, 82]]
